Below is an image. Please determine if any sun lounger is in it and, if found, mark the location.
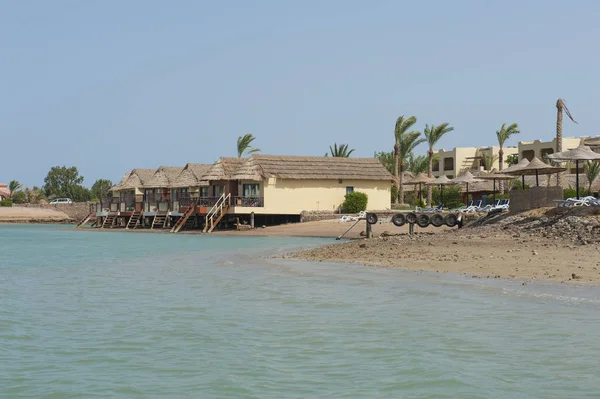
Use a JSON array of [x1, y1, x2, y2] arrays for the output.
[[454, 200, 473, 212], [481, 199, 500, 212], [416, 204, 443, 213], [460, 200, 483, 213]]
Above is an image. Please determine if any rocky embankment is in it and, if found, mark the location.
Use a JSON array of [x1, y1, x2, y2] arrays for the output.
[[469, 207, 600, 245], [0, 207, 73, 223]]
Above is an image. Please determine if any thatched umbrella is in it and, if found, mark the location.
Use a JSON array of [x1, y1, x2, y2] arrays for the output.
[[477, 172, 514, 203], [403, 172, 434, 204], [425, 175, 456, 207], [548, 143, 600, 199], [500, 158, 530, 189], [452, 171, 484, 202], [504, 157, 566, 188]]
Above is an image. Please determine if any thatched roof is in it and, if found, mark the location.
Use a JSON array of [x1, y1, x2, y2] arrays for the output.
[[506, 157, 565, 176], [109, 171, 132, 192], [202, 157, 248, 181], [172, 163, 212, 188], [230, 155, 394, 181], [548, 144, 600, 161], [403, 172, 434, 185], [114, 168, 156, 191], [144, 166, 185, 188]]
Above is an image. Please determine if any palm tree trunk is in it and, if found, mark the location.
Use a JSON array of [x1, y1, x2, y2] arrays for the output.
[[556, 100, 563, 187], [393, 144, 399, 205], [498, 148, 505, 194], [399, 161, 405, 205], [427, 149, 433, 206]]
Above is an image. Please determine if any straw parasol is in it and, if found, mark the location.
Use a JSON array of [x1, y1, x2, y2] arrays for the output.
[[402, 172, 434, 204], [425, 175, 456, 206], [548, 143, 600, 199], [504, 157, 566, 188], [452, 171, 484, 201], [477, 171, 514, 202], [500, 158, 530, 189]]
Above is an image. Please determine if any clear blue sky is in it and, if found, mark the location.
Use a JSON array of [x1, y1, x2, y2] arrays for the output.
[[2, 0, 599, 187]]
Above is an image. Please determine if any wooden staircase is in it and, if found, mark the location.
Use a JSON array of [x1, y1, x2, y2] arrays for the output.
[[203, 193, 230, 233], [102, 212, 118, 228], [126, 211, 143, 229], [76, 211, 95, 228], [151, 211, 170, 229], [170, 203, 196, 233]]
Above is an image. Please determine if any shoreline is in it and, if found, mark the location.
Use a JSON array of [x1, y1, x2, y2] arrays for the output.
[[6, 208, 600, 285]]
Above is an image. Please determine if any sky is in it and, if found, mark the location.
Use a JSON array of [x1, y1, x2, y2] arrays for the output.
[[2, 0, 600, 187]]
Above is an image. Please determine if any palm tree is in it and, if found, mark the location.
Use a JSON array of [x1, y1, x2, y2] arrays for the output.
[[496, 123, 520, 193], [374, 151, 394, 174], [8, 180, 22, 198], [424, 123, 454, 205], [398, 132, 426, 204], [584, 161, 600, 192], [393, 116, 418, 204], [328, 143, 354, 157], [237, 134, 260, 158], [556, 99, 578, 186], [482, 154, 498, 171], [406, 152, 430, 174]]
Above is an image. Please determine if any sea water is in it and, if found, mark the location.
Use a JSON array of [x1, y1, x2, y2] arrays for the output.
[[1, 225, 599, 398]]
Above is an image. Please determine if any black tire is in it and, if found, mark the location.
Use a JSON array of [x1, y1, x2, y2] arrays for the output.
[[366, 213, 378, 225], [391, 213, 406, 227], [405, 212, 417, 224], [431, 213, 444, 227], [444, 213, 458, 227], [416, 214, 430, 228]]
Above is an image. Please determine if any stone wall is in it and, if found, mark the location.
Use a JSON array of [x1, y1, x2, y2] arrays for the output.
[[16, 202, 92, 221], [300, 210, 397, 222], [509, 187, 563, 213]]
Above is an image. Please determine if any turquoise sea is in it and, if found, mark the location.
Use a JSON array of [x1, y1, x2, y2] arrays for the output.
[[1, 225, 600, 398]]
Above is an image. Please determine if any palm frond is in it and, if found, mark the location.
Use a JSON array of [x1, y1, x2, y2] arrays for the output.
[[425, 123, 454, 149], [394, 116, 418, 143], [558, 98, 578, 124], [496, 122, 520, 146], [237, 134, 258, 158]]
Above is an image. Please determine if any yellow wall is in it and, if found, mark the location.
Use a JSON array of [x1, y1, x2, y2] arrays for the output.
[[433, 146, 518, 177], [232, 178, 391, 215]]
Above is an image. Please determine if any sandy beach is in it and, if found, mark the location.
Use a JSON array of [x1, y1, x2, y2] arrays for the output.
[[273, 209, 600, 285], [0, 207, 72, 223]]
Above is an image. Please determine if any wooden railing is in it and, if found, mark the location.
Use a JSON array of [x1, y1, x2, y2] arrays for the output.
[[203, 193, 231, 233], [232, 196, 264, 207]]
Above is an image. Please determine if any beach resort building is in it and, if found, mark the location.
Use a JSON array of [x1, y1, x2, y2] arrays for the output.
[[432, 146, 518, 178], [517, 136, 600, 174], [89, 155, 393, 231], [0, 182, 9, 200]]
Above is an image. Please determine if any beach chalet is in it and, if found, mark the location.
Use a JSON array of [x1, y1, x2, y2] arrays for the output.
[[140, 166, 184, 228], [90, 155, 393, 232], [170, 163, 212, 209], [228, 155, 392, 218]]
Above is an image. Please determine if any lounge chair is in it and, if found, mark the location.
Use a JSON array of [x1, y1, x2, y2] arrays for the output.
[[460, 200, 483, 213], [416, 204, 443, 213], [453, 200, 473, 212], [481, 199, 500, 212]]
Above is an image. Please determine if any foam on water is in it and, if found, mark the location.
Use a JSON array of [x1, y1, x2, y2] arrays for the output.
[[1, 225, 600, 398]]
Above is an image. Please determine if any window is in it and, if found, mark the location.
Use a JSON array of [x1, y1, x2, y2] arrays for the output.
[[522, 150, 534, 161], [432, 160, 440, 172], [200, 187, 209, 197], [443, 158, 454, 171], [346, 186, 354, 194], [243, 184, 259, 197], [213, 185, 225, 197]]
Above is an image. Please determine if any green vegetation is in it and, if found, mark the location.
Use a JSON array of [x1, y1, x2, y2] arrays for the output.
[[496, 122, 520, 193], [43, 166, 91, 202], [506, 154, 519, 166], [424, 123, 453, 204], [327, 143, 354, 157], [374, 151, 394, 174], [431, 186, 463, 209], [563, 188, 591, 199], [342, 191, 368, 213], [237, 133, 260, 158], [406, 152, 429, 174], [0, 199, 13, 207], [91, 179, 113, 200], [584, 161, 600, 191]]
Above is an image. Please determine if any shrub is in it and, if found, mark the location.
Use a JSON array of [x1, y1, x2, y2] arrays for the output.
[[342, 191, 368, 213], [0, 199, 13, 207], [564, 188, 591, 199], [431, 186, 463, 209], [391, 185, 398, 203]]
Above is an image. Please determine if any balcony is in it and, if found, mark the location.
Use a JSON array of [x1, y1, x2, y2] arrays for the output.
[[232, 196, 264, 207]]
